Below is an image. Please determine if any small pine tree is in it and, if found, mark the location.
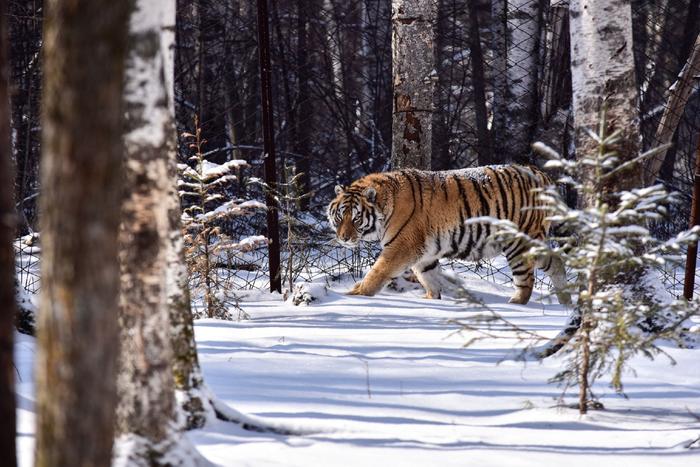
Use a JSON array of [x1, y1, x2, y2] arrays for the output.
[[179, 119, 266, 319], [457, 109, 700, 414]]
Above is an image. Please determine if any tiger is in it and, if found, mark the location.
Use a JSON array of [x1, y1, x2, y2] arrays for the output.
[[327, 164, 569, 305]]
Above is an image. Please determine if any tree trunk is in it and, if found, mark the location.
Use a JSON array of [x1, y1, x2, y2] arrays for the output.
[[505, 0, 542, 164], [467, 0, 493, 166], [167, 139, 211, 430], [295, 0, 312, 209], [175, 0, 200, 160], [569, 0, 644, 413], [0, 4, 17, 465], [391, 0, 437, 170], [430, 0, 449, 170], [8, 0, 43, 233], [534, 1, 572, 159], [490, 0, 508, 162], [115, 0, 204, 463], [197, 0, 229, 163], [540, 1, 571, 123], [167, 0, 213, 431], [570, 0, 642, 202], [35, 1, 129, 466], [644, 33, 700, 185]]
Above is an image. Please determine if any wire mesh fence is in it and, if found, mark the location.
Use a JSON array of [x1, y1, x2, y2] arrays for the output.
[[8, 0, 700, 300]]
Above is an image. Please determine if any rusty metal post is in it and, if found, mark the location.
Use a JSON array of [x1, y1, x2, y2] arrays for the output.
[[256, 0, 281, 293], [684, 140, 700, 300]]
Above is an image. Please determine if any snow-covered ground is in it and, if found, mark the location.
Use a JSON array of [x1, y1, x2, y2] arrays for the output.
[[15, 276, 700, 466]]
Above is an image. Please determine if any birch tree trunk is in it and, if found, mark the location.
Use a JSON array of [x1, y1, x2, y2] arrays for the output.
[[0, 4, 17, 465], [568, 0, 653, 412], [35, 1, 129, 466], [570, 0, 642, 202], [391, 0, 437, 170], [167, 152, 212, 430], [115, 0, 204, 463], [166, 0, 213, 431]]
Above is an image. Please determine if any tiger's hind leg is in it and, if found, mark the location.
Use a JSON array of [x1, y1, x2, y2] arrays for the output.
[[504, 239, 534, 305], [536, 255, 571, 305], [411, 260, 443, 299]]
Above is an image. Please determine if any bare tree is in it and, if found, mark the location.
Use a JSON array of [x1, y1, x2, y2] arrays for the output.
[[0, 3, 17, 465], [391, 0, 437, 169], [35, 1, 130, 466], [115, 0, 204, 463]]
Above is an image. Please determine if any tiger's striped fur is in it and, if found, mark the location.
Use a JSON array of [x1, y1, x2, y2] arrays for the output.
[[327, 164, 569, 305]]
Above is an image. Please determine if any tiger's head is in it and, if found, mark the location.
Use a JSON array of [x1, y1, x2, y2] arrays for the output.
[[327, 184, 381, 248]]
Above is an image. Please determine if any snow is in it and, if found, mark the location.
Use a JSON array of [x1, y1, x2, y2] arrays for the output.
[[195, 199, 266, 222], [15, 276, 700, 466]]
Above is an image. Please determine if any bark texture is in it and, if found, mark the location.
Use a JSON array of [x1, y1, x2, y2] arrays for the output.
[[116, 2, 192, 465], [570, 0, 642, 202], [0, 4, 17, 465], [35, 1, 129, 466], [167, 152, 210, 430], [568, 0, 649, 412], [391, 0, 437, 170]]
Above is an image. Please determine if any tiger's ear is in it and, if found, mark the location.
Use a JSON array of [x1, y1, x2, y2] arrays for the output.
[[363, 187, 376, 203], [334, 185, 345, 195]]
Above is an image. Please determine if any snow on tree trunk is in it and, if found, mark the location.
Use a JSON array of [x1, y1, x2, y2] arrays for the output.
[[35, 2, 130, 466], [115, 1, 204, 464], [505, 0, 542, 163], [391, 0, 437, 170], [569, 0, 642, 202], [0, 5, 17, 465]]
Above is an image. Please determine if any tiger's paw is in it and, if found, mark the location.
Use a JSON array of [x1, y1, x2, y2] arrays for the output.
[[347, 282, 372, 296], [423, 290, 441, 300], [347, 282, 367, 295]]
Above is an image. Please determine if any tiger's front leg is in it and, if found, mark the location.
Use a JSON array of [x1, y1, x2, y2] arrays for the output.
[[348, 251, 416, 296]]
